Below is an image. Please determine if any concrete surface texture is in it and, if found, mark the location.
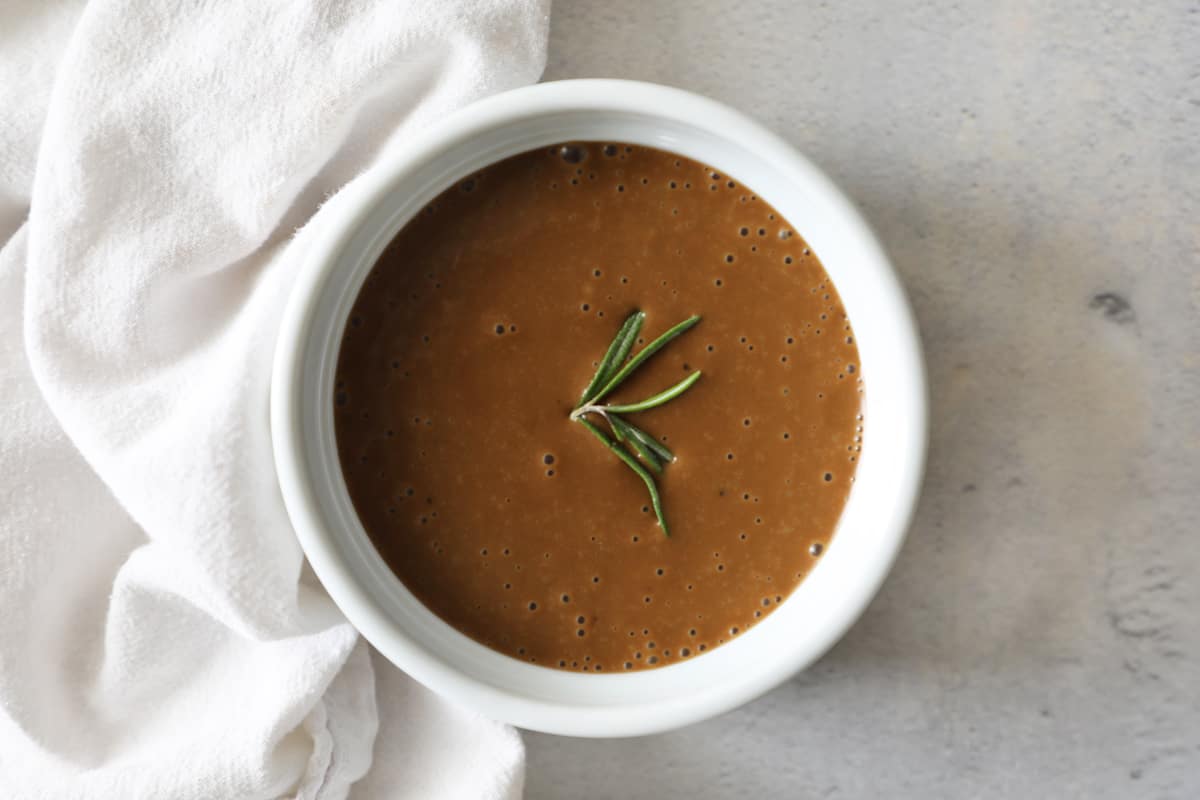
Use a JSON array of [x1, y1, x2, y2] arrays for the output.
[[526, 1, 1200, 797]]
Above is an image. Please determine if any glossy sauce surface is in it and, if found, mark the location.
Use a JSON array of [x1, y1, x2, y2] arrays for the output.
[[335, 143, 863, 671]]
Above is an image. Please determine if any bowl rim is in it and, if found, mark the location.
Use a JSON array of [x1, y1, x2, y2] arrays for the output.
[[271, 78, 927, 737]]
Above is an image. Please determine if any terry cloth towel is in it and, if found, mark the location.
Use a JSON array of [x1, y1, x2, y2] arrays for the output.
[[0, 1, 549, 798]]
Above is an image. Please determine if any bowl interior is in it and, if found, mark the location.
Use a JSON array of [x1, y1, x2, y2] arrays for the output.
[[278, 82, 925, 736]]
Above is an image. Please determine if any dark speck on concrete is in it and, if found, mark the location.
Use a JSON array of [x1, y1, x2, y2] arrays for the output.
[[962, 483, 977, 493], [1089, 292, 1136, 324]]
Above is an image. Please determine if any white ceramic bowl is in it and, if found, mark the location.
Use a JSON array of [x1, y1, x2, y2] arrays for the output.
[[271, 79, 927, 738]]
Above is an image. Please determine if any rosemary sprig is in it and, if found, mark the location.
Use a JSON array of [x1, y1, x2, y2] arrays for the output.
[[570, 310, 702, 535]]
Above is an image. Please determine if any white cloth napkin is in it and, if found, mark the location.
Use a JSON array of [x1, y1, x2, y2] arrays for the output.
[[0, 1, 549, 798]]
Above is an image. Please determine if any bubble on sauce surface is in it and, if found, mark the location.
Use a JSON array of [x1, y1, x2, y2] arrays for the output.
[[559, 145, 586, 163]]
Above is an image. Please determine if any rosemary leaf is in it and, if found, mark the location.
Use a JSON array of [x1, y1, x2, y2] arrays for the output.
[[608, 415, 664, 473], [578, 418, 669, 535], [603, 370, 702, 415], [616, 417, 675, 463], [577, 310, 645, 408], [591, 314, 700, 403]]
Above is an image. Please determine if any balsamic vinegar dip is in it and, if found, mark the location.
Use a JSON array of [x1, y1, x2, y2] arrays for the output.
[[334, 142, 863, 672]]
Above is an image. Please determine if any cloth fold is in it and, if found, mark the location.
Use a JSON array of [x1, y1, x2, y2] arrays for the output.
[[0, 1, 548, 797]]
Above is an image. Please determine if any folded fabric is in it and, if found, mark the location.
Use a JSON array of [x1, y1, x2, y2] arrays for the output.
[[0, 1, 548, 797]]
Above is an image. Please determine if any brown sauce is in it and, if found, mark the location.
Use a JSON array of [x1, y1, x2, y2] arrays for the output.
[[335, 142, 863, 671]]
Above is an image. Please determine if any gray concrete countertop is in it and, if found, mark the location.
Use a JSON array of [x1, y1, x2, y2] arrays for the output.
[[526, 2, 1200, 797]]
